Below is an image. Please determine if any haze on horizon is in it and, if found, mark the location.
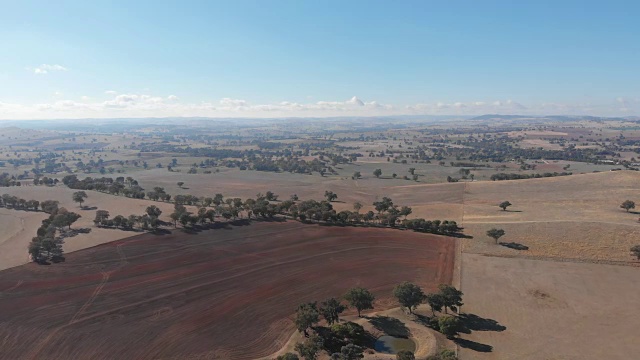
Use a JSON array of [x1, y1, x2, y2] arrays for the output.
[[1, 0, 639, 120]]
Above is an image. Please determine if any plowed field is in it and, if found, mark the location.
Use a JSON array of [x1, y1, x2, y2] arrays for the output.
[[0, 221, 455, 360]]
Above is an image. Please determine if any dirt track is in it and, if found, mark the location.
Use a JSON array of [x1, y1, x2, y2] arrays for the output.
[[0, 221, 455, 360]]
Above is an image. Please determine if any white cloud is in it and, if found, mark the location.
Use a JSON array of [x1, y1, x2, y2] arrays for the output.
[[0, 94, 638, 120], [219, 98, 249, 108], [104, 90, 118, 95], [29, 64, 69, 75]]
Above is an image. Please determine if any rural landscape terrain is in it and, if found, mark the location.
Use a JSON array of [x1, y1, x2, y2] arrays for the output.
[[0, 115, 639, 359]]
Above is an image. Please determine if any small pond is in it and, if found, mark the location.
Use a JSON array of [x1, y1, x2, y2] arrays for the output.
[[374, 335, 416, 354]]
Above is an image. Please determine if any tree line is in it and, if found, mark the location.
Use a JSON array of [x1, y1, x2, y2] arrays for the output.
[[489, 172, 572, 181], [28, 202, 81, 263], [59, 176, 464, 235]]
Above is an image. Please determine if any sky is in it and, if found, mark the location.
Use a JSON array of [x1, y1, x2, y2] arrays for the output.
[[1, 0, 639, 120]]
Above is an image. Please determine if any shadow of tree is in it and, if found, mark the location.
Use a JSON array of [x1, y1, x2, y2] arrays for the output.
[[367, 315, 410, 338], [413, 314, 432, 328], [499, 242, 529, 251], [454, 338, 493, 352], [458, 313, 506, 333]]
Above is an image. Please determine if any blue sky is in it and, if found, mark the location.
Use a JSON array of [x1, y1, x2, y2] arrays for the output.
[[1, 0, 639, 119]]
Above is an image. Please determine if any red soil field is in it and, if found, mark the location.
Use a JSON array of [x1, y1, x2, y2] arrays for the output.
[[0, 221, 455, 360]]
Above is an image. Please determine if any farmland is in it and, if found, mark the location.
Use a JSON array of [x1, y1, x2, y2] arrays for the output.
[[0, 222, 454, 360], [1, 115, 640, 359]]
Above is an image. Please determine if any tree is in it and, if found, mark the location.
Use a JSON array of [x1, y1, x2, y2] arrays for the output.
[[170, 204, 187, 228], [94, 210, 110, 225], [408, 168, 416, 175], [438, 315, 461, 338], [373, 169, 382, 178], [486, 228, 505, 244], [330, 321, 365, 342], [631, 245, 640, 260], [145, 205, 162, 219], [425, 293, 445, 315], [276, 354, 299, 360], [353, 202, 363, 213], [295, 302, 320, 336], [320, 297, 347, 325], [169, 212, 180, 228], [498, 201, 512, 211], [398, 206, 412, 220], [352, 171, 361, 179], [344, 287, 375, 317], [177, 181, 185, 188], [397, 350, 416, 360], [393, 281, 426, 314], [325, 191, 338, 202], [331, 344, 364, 360], [56, 211, 81, 230], [72, 191, 88, 208], [438, 284, 463, 314], [266, 191, 279, 201], [294, 334, 323, 360], [621, 200, 635, 212]]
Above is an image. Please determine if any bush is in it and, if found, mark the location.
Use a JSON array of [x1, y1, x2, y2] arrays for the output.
[[397, 350, 415, 360]]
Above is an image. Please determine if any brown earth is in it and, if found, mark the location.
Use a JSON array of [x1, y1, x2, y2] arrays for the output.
[[458, 253, 640, 360], [0, 221, 455, 360]]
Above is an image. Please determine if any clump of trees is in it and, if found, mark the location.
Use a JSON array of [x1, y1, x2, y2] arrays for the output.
[[29, 206, 81, 263], [63, 175, 146, 199], [288, 282, 464, 359], [93, 209, 160, 231], [33, 176, 58, 186], [292, 289, 368, 359], [631, 245, 640, 260], [325, 191, 338, 202], [0, 173, 22, 187], [490, 172, 571, 181], [0, 194, 42, 211]]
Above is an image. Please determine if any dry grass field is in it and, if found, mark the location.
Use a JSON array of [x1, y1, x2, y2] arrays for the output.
[[0, 185, 178, 270], [461, 170, 640, 262], [458, 253, 640, 360], [2, 169, 637, 271]]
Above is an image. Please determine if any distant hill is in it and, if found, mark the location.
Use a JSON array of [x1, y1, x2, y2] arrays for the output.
[[470, 114, 629, 122]]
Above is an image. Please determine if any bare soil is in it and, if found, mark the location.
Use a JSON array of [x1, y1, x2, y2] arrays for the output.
[[459, 253, 640, 360]]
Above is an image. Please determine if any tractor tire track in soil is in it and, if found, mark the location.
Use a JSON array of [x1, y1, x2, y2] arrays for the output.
[[0, 221, 455, 360]]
